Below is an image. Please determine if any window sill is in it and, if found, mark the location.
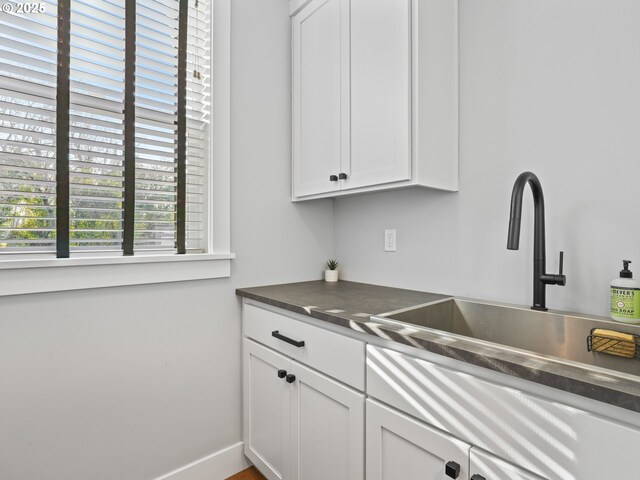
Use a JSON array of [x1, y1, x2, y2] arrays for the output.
[[0, 253, 235, 297]]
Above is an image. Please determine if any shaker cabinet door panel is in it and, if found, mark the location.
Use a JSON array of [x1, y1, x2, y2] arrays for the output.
[[292, 0, 347, 197], [366, 399, 470, 480], [290, 361, 364, 480], [348, 0, 411, 190], [243, 339, 291, 480]]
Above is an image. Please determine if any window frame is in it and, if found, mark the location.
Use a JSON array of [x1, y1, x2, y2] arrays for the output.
[[0, 0, 233, 296]]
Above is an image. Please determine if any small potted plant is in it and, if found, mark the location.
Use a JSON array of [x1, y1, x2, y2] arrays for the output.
[[325, 259, 339, 282]]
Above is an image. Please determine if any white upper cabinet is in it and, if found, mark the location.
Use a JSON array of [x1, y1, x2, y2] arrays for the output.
[[291, 0, 458, 200]]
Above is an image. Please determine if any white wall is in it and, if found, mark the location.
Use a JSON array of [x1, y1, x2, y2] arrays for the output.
[[335, 0, 640, 316], [0, 1, 334, 479]]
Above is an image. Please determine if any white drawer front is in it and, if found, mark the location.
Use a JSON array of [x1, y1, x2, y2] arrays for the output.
[[244, 303, 365, 390], [367, 345, 640, 480]]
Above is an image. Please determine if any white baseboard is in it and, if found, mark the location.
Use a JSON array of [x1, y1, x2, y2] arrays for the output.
[[154, 442, 251, 480]]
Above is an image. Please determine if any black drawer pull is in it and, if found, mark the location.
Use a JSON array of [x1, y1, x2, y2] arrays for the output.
[[445, 461, 461, 479], [272, 330, 305, 348], [277, 369, 287, 379], [338, 172, 347, 180], [471, 475, 486, 480], [329, 175, 338, 182], [286, 373, 296, 384]]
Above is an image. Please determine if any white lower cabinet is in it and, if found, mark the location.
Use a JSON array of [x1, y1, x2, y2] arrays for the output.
[[366, 398, 550, 480], [243, 302, 640, 480], [366, 399, 470, 480], [367, 344, 640, 479], [243, 338, 364, 480]]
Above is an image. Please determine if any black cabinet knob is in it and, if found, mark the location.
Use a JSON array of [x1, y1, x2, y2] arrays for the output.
[[329, 175, 338, 182], [285, 374, 296, 384], [445, 461, 461, 479], [277, 369, 287, 379], [338, 172, 347, 180], [471, 475, 486, 480]]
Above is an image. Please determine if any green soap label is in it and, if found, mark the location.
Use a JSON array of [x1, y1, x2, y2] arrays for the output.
[[611, 287, 640, 319]]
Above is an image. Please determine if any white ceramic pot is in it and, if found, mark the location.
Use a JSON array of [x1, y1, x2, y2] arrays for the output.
[[325, 269, 339, 282]]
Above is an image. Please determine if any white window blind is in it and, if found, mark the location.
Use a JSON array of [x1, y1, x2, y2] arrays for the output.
[[0, 0, 58, 252], [135, 0, 178, 251], [186, 0, 209, 251], [0, 0, 209, 255], [70, 0, 125, 250]]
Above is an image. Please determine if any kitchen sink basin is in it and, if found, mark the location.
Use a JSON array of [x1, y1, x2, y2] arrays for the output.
[[373, 298, 640, 378]]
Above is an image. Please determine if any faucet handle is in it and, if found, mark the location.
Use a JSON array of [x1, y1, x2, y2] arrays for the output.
[[559, 251, 564, 276], [542, 251, 566, 286], [555, 251, 566, 286]]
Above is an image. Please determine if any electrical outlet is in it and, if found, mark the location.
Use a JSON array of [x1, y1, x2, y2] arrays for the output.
[[384, 229, 396, 252]]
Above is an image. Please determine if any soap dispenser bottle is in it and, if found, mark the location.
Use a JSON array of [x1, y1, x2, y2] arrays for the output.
[[611, 260, 640, 323]]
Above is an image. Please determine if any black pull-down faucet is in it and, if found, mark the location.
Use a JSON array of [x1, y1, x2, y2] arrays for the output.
[[507, 171, 566, 311]]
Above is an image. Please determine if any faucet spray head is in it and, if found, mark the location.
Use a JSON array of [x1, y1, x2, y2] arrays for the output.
[[507, 214, 521, 250]]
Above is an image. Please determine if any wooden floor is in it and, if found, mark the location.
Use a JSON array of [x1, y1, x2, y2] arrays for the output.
[[225, 466, 266, 480]]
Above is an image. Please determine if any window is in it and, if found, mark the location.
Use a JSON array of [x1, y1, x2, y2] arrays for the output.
[[0, 0, 210, 258]]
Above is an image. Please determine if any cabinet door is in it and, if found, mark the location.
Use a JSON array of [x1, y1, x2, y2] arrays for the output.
[[243, 339, 291, 480], [367, 399, 470, 480], [347, 0, 411, 190], [292, 0, 349, 197], [289, 360, 364, 480], [470, 448, 547, 480]]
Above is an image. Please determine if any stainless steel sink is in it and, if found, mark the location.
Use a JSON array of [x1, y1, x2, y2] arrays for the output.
[[373, 298, 640, 378]]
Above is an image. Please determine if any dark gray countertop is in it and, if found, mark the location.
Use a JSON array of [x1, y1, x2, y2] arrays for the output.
[[236, 280, 449, 325], [236, 280, 640, 413]]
